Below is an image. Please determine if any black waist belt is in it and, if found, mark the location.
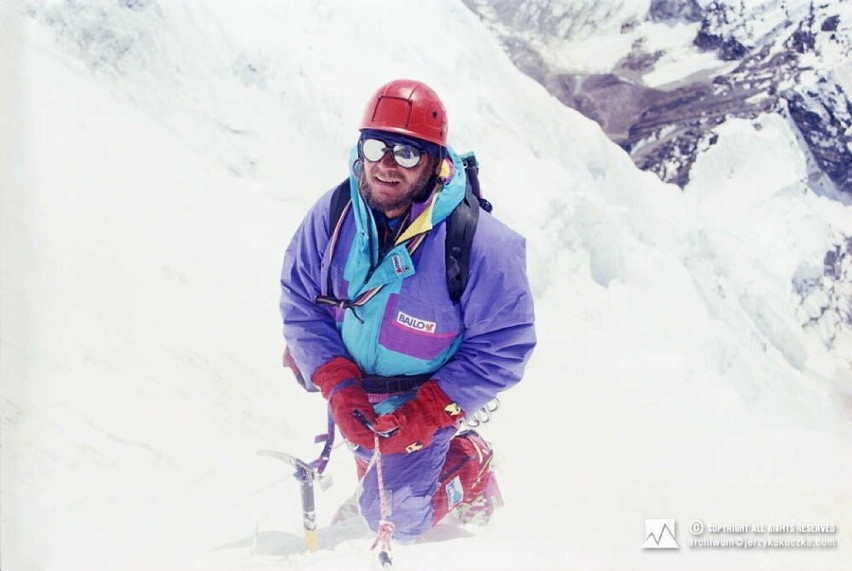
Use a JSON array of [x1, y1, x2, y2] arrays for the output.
[[361, 373, 431, 394]]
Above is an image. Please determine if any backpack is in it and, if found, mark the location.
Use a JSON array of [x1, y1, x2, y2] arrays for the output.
[[328, 152, 492, 303]]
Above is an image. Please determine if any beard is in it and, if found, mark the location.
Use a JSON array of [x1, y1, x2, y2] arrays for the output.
[[358, 162, 436, 215]]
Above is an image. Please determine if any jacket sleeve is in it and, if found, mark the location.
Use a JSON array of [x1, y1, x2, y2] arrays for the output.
[[280, 188, 350, 390], [431, 215, 537, 412]]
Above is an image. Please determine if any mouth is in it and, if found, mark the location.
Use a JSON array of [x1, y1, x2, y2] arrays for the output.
[[375, 174, 401, 185]]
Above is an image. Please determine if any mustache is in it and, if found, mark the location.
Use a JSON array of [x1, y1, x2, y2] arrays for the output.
[[357, 166, 437, 207]]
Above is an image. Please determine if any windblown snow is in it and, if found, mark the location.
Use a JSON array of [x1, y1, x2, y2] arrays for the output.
[[2, 2, 851, 570]]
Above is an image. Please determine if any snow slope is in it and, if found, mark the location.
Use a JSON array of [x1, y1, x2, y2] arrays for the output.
[[2, 1, 852, 570]]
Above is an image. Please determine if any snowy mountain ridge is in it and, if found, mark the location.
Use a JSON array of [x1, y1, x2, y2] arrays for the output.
[[463, 0, 852, 196], [463, 0, 852, 372]]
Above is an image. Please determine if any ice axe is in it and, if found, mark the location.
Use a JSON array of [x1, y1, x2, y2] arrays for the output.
[[257, 450, 331, 552]]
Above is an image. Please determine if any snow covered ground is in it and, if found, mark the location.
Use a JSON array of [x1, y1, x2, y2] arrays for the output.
[[2, 1, 852, 570]]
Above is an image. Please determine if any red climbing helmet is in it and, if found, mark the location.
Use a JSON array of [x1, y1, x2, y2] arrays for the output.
[[360, 79, 448, 147]]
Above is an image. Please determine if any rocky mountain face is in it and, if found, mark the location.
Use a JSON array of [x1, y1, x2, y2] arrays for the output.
[[464, 0, 852, 355], [795, 234, 852, 356], [462, 0, 851, 196]]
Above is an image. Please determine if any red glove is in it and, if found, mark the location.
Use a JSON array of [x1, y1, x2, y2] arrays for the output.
[[312, 357, 377, 449], [372, 381, 463, 454]]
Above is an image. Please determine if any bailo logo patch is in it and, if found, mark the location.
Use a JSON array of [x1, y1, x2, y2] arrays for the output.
[[396, 310, 437, 333]]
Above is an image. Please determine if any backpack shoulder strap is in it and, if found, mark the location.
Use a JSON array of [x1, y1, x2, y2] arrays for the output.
[[318, 179, 352, 300], [329, 178, 351, 231], [445, 153, 492, 304], [445, 181, 480, 304]]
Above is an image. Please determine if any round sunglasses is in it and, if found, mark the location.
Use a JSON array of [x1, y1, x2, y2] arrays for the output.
[[359, 138, 423, 169]]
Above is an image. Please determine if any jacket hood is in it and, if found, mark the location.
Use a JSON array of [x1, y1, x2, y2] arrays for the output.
[[346, 145, 467, 255]]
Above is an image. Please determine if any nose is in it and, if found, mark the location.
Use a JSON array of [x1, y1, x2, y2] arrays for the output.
[[377, 150, 398, 168]]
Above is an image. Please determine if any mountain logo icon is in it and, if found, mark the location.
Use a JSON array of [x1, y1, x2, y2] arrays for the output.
[[642, 519, 679, 549]]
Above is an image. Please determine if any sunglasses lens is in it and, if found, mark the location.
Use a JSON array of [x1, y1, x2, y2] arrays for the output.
[[361, 138, 387, 162], [360, 138, 422, 168], [392, 144, 421, 168]]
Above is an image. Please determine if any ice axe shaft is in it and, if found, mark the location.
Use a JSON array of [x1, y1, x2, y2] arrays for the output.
[[295, 467, 318, 552], [258, 450, 321, 552]]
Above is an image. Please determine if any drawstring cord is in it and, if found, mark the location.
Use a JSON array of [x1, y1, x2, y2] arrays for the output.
[[314, 296, 365, 323]]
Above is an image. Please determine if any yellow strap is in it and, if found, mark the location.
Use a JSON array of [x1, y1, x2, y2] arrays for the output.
[[395, 158, 453, 244], [396, 197, 436, 244]]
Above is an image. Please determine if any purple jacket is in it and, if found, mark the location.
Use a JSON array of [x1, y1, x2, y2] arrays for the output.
[[280, 149, 535, 412]]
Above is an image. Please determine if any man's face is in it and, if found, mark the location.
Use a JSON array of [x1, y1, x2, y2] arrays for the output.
[[359, 141, 435, 218]]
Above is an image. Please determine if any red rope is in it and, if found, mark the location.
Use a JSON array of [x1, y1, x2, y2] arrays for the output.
[[370, 433, 395, 557]]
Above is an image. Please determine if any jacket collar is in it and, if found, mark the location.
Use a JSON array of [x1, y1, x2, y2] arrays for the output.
[[347, 145, 467, 247]]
